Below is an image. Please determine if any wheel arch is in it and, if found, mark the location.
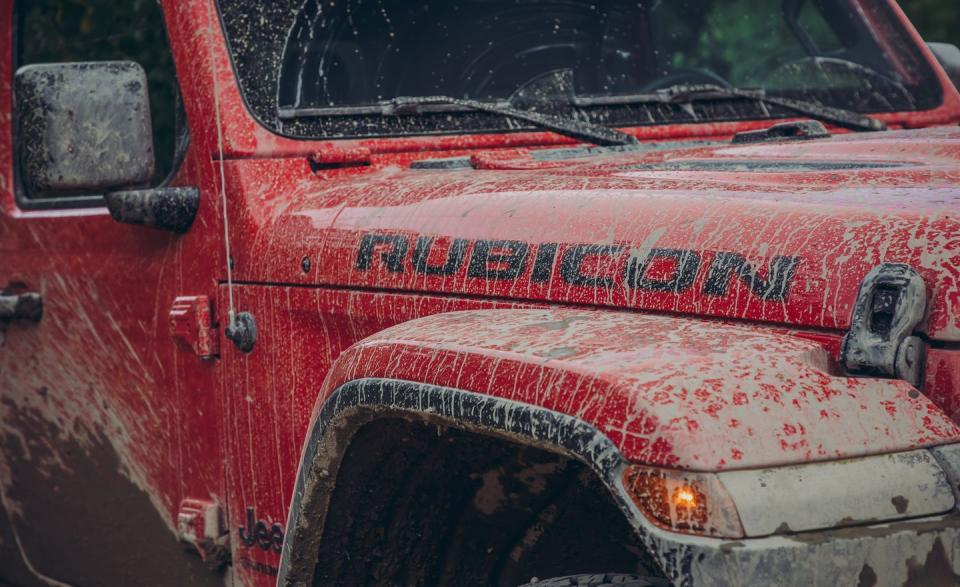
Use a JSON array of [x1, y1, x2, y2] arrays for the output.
[[277, 377, 645, 585]]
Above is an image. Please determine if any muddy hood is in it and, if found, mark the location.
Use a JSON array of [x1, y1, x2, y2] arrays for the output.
[[239, 126, 960, 342]]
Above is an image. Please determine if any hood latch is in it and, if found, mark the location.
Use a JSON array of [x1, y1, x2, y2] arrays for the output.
[[841, 263, 927, 388]]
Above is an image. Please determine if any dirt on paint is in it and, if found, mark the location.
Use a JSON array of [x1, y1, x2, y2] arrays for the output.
[[892, 496, 910, 515], [0, 401, 224, 587], [905, 538, 960, 587], [856, 564, 878, 587]]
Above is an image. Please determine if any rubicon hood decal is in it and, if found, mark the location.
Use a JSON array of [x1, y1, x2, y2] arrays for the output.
[[355, 233, 801, 303]]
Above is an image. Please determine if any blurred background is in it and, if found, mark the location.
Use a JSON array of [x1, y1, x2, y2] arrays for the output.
[[902, 0, 960, 46]]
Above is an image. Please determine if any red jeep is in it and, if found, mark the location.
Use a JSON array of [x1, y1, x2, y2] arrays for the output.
[[2, 1, 960, 585]]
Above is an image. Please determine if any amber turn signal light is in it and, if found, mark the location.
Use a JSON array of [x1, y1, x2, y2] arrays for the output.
[[622, 465, 744, 539]]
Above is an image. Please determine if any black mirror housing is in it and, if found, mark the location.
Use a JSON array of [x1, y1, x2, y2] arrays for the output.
[[14, 61, 155, 199], [928, 43, 960, 91]]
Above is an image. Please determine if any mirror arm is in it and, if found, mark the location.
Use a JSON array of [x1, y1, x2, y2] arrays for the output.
[[105, 187, 199, 234]]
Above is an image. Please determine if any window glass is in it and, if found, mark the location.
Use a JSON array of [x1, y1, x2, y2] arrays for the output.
[[218, 0, 942, 140], [653, 0, 849, 90], [16, 0, 178, 184], [658, 2, 803, 86], [799, 2, 844, 54]]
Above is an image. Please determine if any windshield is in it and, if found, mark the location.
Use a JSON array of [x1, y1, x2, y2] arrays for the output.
[[217, 0, 943, 139]]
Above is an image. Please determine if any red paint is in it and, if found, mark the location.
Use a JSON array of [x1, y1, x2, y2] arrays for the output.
[[0, 1, 959, 585], [170, 296, 221, 359]]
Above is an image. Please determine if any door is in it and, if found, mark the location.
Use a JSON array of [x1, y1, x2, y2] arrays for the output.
[[0, 1, 223, 585]]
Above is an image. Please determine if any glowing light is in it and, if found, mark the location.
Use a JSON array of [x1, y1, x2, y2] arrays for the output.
[[622, 465, 744, 538], [675, 487, 697, 508]]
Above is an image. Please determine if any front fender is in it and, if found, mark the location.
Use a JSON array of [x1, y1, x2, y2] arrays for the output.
[[318, 308, 957, 471], [280, 308, 960, 584]]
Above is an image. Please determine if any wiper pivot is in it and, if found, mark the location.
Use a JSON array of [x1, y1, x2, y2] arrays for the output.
[[731, 120, 830, 144]]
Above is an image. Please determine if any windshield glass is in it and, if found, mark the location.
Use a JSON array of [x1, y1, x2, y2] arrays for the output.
[[217, 0, 942, 139]]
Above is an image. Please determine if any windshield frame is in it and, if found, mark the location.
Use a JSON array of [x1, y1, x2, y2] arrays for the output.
[[215, 0, 945, 141]]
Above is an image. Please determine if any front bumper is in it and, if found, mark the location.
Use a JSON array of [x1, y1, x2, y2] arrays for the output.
[[653, 513, 960, 586]]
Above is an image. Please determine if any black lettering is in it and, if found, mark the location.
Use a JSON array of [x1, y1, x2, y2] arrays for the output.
[[626, 248, 701, 292], [271, 523, 284, 553], [412, 237, 468, 275], [239, 507, 256, 547], [468, 240, 529, 280], [531, 243, 558, 283], [255, 520, 271, 551], [560, 244, 622, 287], [704, 252, 801, 302], [238, 507, 286, 554], [355, 233, 408, 272]]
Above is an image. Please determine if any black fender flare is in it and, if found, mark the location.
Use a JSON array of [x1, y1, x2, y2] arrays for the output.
[[277, 377, 636, 585]]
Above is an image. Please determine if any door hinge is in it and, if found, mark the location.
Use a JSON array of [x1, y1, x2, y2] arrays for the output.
[[841, 263, 927, 387], [177, 499, 230, 570], [169, 296, 220, 359]]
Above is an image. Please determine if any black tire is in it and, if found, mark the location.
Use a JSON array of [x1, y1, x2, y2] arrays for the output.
[[519, 573, 672, 587]]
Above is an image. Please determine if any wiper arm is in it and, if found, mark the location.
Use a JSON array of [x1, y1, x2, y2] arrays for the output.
[[650, 84, 886, 132], [380, 96, 639, 147]]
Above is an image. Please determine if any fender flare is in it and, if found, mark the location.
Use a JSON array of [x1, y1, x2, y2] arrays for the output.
[[277, 377, 636, 585]]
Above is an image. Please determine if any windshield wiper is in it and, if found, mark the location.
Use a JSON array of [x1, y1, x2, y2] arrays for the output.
[[282, 85, 882, 142], [379, 95, 639, 147], [638, 84, 886, 132]]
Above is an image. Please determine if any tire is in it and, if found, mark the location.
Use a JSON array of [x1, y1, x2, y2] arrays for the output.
[[519, 573, 672, 587]]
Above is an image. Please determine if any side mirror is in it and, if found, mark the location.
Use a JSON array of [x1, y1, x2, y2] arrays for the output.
[[928, 42, 960, 90], [14, 61, 155, 199]]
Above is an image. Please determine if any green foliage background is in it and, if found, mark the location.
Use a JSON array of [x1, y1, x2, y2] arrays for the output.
[[902, 0, 960, 46]]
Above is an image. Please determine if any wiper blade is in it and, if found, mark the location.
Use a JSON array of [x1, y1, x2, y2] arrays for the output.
[[649, 84, 886, 132], [380, 96, 639, 147]]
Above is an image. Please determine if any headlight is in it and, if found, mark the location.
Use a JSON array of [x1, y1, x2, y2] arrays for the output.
[[622, 448, 956, 539], [621, 466, 744, 538]]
